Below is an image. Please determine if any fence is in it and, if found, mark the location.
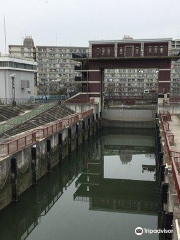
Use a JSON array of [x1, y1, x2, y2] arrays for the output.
[[80, 110, 94, 119], [160, 111, 180, 205], [0, 110, 93, 157], [0, 131, 36, 157], [65, 98, 94, 104], [174, 219, 180, 240]]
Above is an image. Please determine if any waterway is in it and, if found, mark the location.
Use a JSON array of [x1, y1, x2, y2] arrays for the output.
[[0, 128, 160, 240]]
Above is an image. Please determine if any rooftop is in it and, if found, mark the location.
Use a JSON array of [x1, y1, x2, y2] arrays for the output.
[[0, 54, 37, 65], [89, 38, 173, 44]]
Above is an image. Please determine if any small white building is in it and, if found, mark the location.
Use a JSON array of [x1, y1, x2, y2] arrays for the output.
[[0, 55, 37, 103]]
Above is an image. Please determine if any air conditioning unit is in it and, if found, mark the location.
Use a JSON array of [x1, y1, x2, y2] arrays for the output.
[[21, 80, 30, 89]]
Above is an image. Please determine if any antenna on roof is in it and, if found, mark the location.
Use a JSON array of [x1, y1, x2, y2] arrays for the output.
[[4, 14, 7, 54]]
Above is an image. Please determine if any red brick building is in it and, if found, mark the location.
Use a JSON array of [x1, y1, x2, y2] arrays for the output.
[[72, 38, 179, 101]]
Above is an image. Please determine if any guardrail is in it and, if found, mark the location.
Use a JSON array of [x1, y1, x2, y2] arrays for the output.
[[174, 219, 180, 240], [160, 111, 180, 205], [0, 131, 36, 157], [0, 110, 93, 157], [65, 98, 94, 104], [80, 110, 93, 119]]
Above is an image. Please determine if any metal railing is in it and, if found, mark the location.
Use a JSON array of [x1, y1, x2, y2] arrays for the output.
[[66, 98, 94, 104], [72, 53, 89, 58], [80, 109, 93, 119], [0, 131, 36, 156], [0, 110, 93, 157], [74, 65, 82, 71], [174, 219, 180, 240], [75, 76, 82, 81], [159, 111, 180, 205]]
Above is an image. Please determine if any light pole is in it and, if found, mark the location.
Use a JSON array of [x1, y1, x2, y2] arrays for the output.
[[10, 74, 16, 106]]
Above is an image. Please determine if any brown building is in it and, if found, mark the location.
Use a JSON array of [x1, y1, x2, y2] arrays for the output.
[[72, 38, 179, 102]]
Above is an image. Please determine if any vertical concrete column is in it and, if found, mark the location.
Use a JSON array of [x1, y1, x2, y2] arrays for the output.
[[76, 123, 79, 149], [68, 128, 72, 155], [47, 139, 51, 172], [82, 120, 85, 143], [58, 133, 62, 162], [31, 145, 37, 185], [11, 158, 18, 202]]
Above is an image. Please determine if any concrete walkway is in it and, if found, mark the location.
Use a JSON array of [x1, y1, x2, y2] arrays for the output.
[[169, 115, 180, 152]]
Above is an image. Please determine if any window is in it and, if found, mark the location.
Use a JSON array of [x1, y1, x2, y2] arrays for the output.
[[102, 48, 105, 55], [154, 46, 158, 54], [96, 48, 100, 56], [160, 46, 164, 53], [148, 46, 152, 54], [107, 48, 110, 56], [135, 47, 139, 54], [119, 47, 123, 54]]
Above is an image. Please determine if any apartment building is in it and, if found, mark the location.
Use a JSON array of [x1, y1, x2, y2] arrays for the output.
[[104, 68, 159, 97], [171, 39, 180, 97], [9, 38, 88, 93], [9, 36, 36, 61], [36, 46, 88, 84]]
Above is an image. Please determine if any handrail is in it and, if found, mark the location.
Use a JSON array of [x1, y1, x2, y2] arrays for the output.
[[174, 219, 180, 240], [160, 111, 180, 205], [0, 131, 36, 157], [0, 109, 94, 157]]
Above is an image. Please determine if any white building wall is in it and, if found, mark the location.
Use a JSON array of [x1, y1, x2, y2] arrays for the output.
[[0, 69, 34, 101]]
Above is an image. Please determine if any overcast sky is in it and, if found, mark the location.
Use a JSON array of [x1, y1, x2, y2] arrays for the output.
[[0, 0, 180, 53]]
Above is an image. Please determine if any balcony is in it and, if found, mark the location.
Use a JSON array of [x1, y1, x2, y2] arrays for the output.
[[74, 65, 82, 71], [72, 53, 89, 59], [75, 76, 82, 81]]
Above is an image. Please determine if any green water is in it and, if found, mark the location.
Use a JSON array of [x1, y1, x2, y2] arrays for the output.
[[0, 128, 159, 240]]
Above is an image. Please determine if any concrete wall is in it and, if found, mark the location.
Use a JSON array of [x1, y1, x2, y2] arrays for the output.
[[65, 103, 99, 116], [102, 106, 157, 129], [0, 69, 34, 101], [0, 114, 99, 212]]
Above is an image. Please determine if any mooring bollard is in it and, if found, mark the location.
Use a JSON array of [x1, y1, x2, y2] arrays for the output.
[[47, 139, 51, 172], [76, 123, 79, 149], [31, 145, 37, 185], [68, 128, 72, 155], [82, 120, 85, 143], [58, 133, 62, 162], [11, 158, 18, 202], [88, 118, 90, 139]]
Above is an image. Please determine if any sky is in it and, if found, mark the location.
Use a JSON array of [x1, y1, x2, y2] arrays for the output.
[[0, 0, 180, 54]]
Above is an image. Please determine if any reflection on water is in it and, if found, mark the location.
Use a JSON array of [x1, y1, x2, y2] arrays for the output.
[[0, 128, 159, 240]]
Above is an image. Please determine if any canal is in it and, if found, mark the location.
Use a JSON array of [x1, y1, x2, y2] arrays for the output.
[[0, 128, 160, 240]]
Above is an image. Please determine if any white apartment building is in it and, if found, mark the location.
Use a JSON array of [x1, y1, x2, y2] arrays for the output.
[[0, 55, 37, 103], [9, 36, 36, 61]]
